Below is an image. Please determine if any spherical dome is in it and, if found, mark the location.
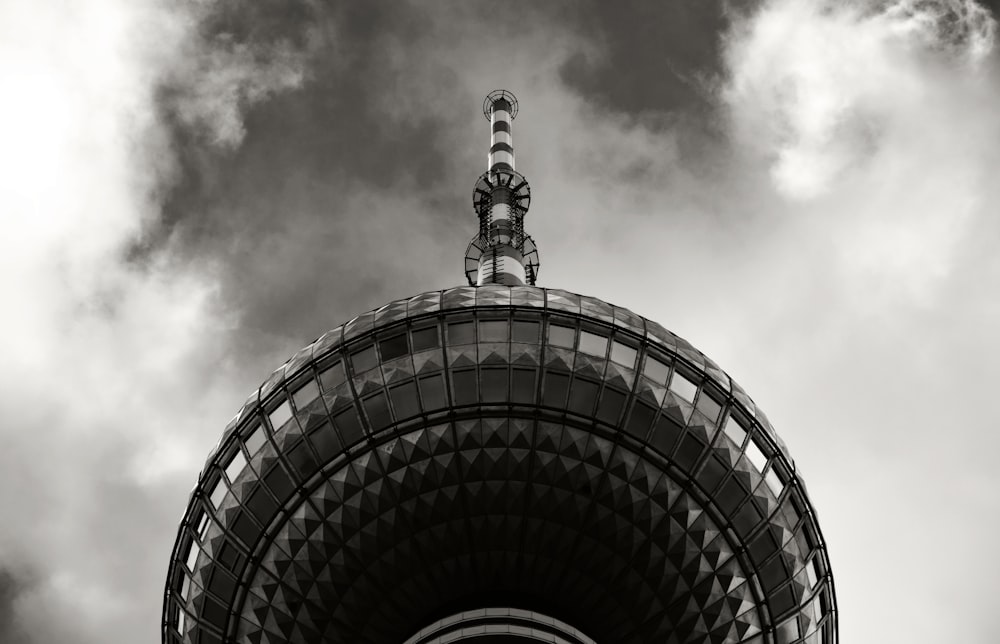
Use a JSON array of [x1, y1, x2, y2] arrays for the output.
[[163, 285, 837, 644]]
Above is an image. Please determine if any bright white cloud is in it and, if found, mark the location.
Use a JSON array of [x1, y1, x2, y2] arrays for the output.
[[0, 0, 309, 640], [707, 2, 1000, 642], [722, 0, 999, 299], [724, 0, 995, 200]]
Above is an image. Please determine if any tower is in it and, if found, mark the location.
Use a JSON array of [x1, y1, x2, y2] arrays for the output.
[[163, 92, 837, 644]]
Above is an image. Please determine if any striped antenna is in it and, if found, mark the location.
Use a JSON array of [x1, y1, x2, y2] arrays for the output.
[[465, 90, 540, 286]]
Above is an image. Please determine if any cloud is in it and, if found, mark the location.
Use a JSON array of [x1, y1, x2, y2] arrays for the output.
[[161, 27, 309, 148], [0, 0, 313, 640], [723, 0, 995, 200], [0, 568, 32, 644], [721, 0, 1000, 298]]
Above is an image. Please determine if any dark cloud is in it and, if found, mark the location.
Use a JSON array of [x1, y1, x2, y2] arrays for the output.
[[143, 0, 764, 345], [144, 0, 521, 343], [0, 568, 30, 644], [557, 0, 760, 116]]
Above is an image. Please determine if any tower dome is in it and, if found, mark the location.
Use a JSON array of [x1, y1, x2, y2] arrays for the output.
[[162, 95, 837, 644]]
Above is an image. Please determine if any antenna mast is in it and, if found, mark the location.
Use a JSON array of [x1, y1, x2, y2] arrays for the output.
[[465, 90, 540, 286]]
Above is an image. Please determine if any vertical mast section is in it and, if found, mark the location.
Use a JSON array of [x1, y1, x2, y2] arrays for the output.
[[465, 90, 540, 286]]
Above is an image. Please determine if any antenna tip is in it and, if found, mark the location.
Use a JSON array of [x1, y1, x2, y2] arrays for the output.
[[483, 90, 518, 120]]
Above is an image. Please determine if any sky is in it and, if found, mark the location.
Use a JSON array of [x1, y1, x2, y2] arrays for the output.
[[1, 0, 999, 642]]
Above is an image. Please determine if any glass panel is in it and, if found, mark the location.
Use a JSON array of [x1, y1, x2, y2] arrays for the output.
[[351, 345, 377, 373], [610, 341, 637, 367], [511, 369, 536, 403], [243, 424, 265, 456], [308, 422, 342, 463], [412, 349, 444, 375], [541, 371, 570, 406], [292, 380, 319, 411], [447, 344, 478, 368], [649, 416, 683, 456], [510, 286, 544, 307], [567, 379, 599, 415], [334, 408, 365, 446], [311, 325, 343, 358], [780, 492, 802, 528], [481, 368, 508, 402], [696, 392, 722, 423], [745, 436, 769, 473], [185, 540, 200, 571], [724, 415, 747, 447], [512, 320, 539, 343], [596, 388, 626, 424], [363, 392, 392, 431], [195, 511, 209, 539], [319, 361, 346, 391], [209, 478, 226, 508], [733, 499, 764, 535], [642, 356, 669, 384], [374, 299, 409, 325], [442, 285, 478, 310], [509, 343, 540, 367], [806, 557, 819, 588], [287, 440, 319, 477], [716, 477, 749, 517], [669, 372, 698, 402], [411, 325, 439, 351], [775, 615, 800, 644], [624, 402, 656, 439], [418, 374, 448, 410], [343, 311, 374, 342], [765, 466, 784, 496], [379, 334, 409, 361], [381, 355, 413, 383], [448, 321, 475, 344], [635, 376, 666, 406], [224, 450, 246, 483], [268, 400, 292, 430], [580, 295, 615, 323], [479, 320, 508, 342], [548, 324, 575, 348], [476, 284, 511, 307], [451, 369, 478, 405], [546, 289, 581, 314], [407, 291, 441, 315], [696, 456, 727, 492], [389, 381, 421, 419], [578, 330, 608, 357], [674, 433, 705, 472]]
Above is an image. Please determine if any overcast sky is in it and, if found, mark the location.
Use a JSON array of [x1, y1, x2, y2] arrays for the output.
[[2, 0, 999, 642]]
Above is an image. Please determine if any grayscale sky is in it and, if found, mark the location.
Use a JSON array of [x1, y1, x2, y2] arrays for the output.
[[1, 0, 999, 642]]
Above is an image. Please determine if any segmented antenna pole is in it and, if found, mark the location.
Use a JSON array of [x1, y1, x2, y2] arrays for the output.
[[464, 90, 540, 286]]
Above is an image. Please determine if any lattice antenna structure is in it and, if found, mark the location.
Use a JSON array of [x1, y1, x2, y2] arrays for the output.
[[465, 90, 540, 286]]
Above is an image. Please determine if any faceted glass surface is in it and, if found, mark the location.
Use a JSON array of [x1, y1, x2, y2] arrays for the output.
[[163, 287, 837, 644]]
